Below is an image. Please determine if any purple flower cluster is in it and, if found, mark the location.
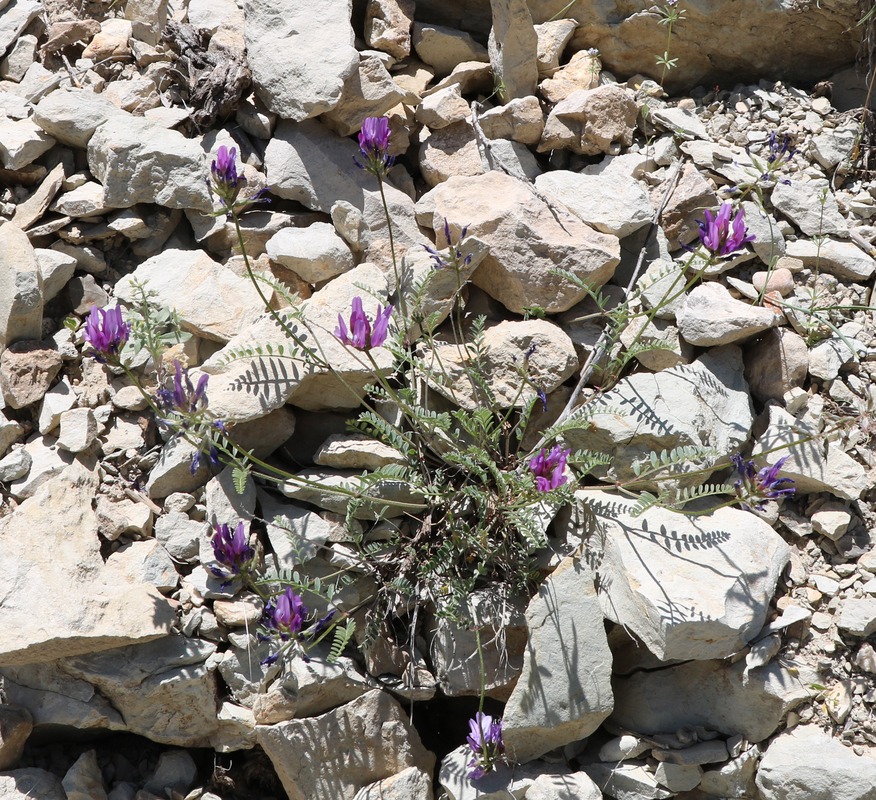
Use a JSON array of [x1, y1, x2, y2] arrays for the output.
[[424, 219, 473, 271], [263, 587, 307, 640], [157, 360, 209, 416], [466, 712, 505, 779], [84, 305, 129, 363], [210, 521, 255, 579], [732, 454, 795, 511], [335, 296, 393, 351], [697, 203, 755, 257], [529, 445, 571, 493], [355, 117, 395, 178], [210, 145, 241, 208]]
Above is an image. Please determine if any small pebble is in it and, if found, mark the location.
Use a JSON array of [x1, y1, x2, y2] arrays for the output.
[[751, 267, 794, 296]]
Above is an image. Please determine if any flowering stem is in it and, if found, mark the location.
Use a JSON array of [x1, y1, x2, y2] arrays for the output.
[[376, 176, 407, 324]]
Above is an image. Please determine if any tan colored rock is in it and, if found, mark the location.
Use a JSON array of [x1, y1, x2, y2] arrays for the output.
[[478, 95, 543, 144], [0, 705, 32, 770], [539, 49, 600, 102], [257, 689, 435, 800], [354, 767, 434, 800], [678, 283, 780, 347], [315, 433, 405, 470], [365, 0, 415, 59], [659, 164, 720, 249], [488, 0, 538, 101], [0, 224, 43, 352], [412, 22, 488, 77], [418, 120, 484, 188], [416, 171, 619, 314], [81, 18, 132, 61], [0, 462, 175, 666], [0, 341, 61, 410], [539, 83, 637, 155], [415, 84, 471, 129], [535, 19, 578, 78], [322, 55, 407, 138]]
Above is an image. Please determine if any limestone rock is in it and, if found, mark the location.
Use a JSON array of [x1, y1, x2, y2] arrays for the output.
[[580, 763, 672, 800], [423, 319, 578, 410], [416, 84, 471, 129], [677, 283, 780, 346], [354, 767, 433, 800], [527, 772, 603, 800], [744, 328, 809, 403], [87, 116, 212, 211], [245, 0, 358, 121], [503, 555, 613, 763], [477, 95, 544, 144], [539, 84, 637, 155], [569, 347, 753, 485], [752, 406, 868, 500], [0, 768, 65, 800], [0, 341, 61, 410], [534, 19, 578, 78], [265, 223, 355, 284], [365, 0, 415, 59], [104, 540, 178, 592], [539, 50, 600, 102], [0, 118, 55, 170], [837, 598, 876, 637], [124, 0, 167, 46], [412, 22, 488, 77], [536, 169, 652, 237], [115, 249, 265, 342], [771, 179, 847, 237], [756, 726, 876, 800], [265, 119, 373, 213], [201, 263, 394, 421], [0, 463, 175, 666], [62, 749, 106, 800], [0, 224, 43, 352], [784, 238, 876, 281], [659, 164, 719, 249], [322, 55, 406, 137], [0, 636, 219, 746], [611, 657, 814, 743], [488, 0, 538, 101], [257, 689, 435, 800], [56, 407, 98, 453], [418, 121, 485, 187], [416, 171, 619, 314], [586, 489, 789, 660]]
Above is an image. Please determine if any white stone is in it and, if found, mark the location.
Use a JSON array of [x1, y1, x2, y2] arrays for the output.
[[536, 169, 652, 237], [539, 84, 638, 155], [503, 555, 613, 763], [0, 221, 43, 350], [87, 115, 212, 211], [488, 0, 538, 101], [416, 171, 619, 314], [771, 179, 847, 237], [105, 541, 177, 592], [416, 83, 471, 129], [321, 54, 406, 137], [586, 489, 789, 660], [838, 598, 876, 637], [534, 19, 578, 78], [0, 117, 55, 169], [412, 22, 488, 77], [56, 407, 98, 453], [756, 726, 876, 800], [257, 689, 434, 800], [0, 462, 175, 666], [354, 766, 433, 800], [811, 503, 852, 540], [364, 0, 415, 59], [245, 0, 358, 121], [115, 248, 265, 342], [677, 282, 779, 346], [266, 223, 355, 284], [526, 772, 603, 800]]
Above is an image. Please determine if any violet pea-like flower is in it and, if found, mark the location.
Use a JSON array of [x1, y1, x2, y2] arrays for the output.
[[697, 202, 755, 257], [466, 712, 505, 779], [529, 445, 571, 493], [355, 116, 394, 178], [263, 587, 307, 639], [157, 360, 209, 415], [84, 305, 130, 363], [210, 521, 255, 578], [731, 454, 795, 511], [335, 296, 393, 351]]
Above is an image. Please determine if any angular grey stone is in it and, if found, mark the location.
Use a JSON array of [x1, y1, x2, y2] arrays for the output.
[[536, 169, 652, 237], [539, 84, 638, 155], [354, 766, 433, 800], [771, 179, 847, 237], [416, 171, 619, 314], [503, 555, 613, 763], [0, 223, 43, 351], [837, 598, 876, 637], [87, 116, 212, 211], [756, 726, 876, 800], [321, 54, 406, 137], [0, 705, 32, 770], [245, 0, 358, 121], [265, 222, 355, 283], [488, 0, 538, 101], [610, 657, 814, 743], [364, 0, 415, 59], [526, 772, 603, 800], [0, 117, 54, 170], [677, 282, 780, 346], [586, 489, 789, 661], [785, 237, 876, 281], [570, 346, 753, 485], [0, 462, 175, 666], [62, 750, 107, 800], [580, 763, 672, 800], [412, 22, 488, 77], [257, 689, 434, 800]]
